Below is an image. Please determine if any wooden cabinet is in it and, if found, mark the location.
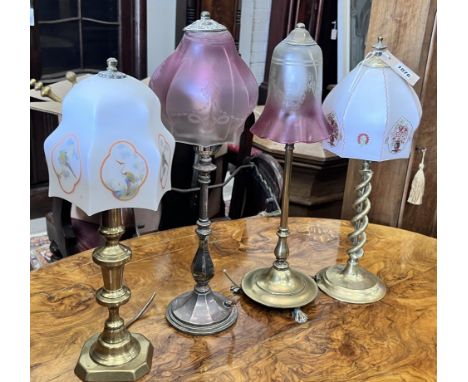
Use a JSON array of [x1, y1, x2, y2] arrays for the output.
[[30, 0, 147, 218]]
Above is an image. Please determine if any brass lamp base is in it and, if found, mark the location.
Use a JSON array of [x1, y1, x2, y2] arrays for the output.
[[242, 266, 318, 309], [75, 333, 153, 382], [316, 264, 386, 304], [166, 290, 238, 335]]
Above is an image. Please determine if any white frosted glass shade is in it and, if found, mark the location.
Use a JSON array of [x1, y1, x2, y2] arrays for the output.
[[44, 71, 175, 216], [322, 61, 422, 161]]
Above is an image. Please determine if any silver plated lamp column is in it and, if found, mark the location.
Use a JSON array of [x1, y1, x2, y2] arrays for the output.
[[166, 147, 237, 334], [316, 160, 386, 303], [149, 12, 258, 334]]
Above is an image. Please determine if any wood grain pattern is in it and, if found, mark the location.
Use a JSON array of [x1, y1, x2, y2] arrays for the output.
[[31, 217, 436, 381], [400, 22, 437, 236], [341, 0, 437, 233]]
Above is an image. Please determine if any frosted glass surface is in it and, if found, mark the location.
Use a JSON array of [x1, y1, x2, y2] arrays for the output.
[[150, 30, 258, 147], [251, 24, 331, 144]]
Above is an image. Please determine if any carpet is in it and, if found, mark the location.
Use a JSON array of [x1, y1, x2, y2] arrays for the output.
[[30, 232, 53, 271]]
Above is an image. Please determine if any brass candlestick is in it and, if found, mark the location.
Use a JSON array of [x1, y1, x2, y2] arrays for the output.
[[75, 209, 153, 381], [242, 144, 318, 309], [316, 160, 386, 303], [166, 146, 237, 335]]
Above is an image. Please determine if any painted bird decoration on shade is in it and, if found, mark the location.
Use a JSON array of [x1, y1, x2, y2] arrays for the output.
[[58, 150, 77, 179], [116, 160, 137, 197]]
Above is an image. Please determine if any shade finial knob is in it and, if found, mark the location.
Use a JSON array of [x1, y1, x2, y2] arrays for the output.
[[106, 57, 118, 72]]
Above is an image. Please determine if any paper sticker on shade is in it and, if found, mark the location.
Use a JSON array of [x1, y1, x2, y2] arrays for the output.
[[326, 113, 342, 147], [100, 141, 148, 201], [158, 134, 171, 189], [386, 117, 412, 153], [51, 134, 81, 194]]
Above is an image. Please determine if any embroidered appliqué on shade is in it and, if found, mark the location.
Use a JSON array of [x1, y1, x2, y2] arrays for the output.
[[357, 133, 370, 145], [386, 117, 412, 153], [326, 112, 342, 147]]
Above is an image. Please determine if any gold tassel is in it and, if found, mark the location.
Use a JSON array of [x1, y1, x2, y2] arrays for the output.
[[407, 148, 426, 205]]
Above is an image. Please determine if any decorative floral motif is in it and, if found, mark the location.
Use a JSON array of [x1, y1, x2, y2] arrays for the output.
[[386, 117, 412, 153], [100, 141, 148, 201], [326, 113, 342, 146], [158, 134, 171, 189], [51, 135, 81, 194], [357, 133, 370, 145]]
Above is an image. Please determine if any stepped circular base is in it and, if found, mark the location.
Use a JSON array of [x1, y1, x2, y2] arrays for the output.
[[316, 264, 386, 304], [166, 290, 238, 335], [74, 333, 153, 382], [242, 266, 318, 309]]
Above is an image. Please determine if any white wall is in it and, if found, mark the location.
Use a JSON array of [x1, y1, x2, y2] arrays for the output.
[[239, 0, 272, 84], [147, 0, 177, 76]]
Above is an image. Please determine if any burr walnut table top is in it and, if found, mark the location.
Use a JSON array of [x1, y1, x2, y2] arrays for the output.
[[30, 217, 436, 382]]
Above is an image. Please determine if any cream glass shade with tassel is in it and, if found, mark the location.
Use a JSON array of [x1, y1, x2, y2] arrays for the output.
[[322, 39, 422, 161], [44, 59, 175, 216]]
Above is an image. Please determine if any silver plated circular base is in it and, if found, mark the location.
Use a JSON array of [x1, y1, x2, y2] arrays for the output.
[[316, 264, 386, 304], [166, 290, 238, 335], [241, 266, 318, 309], [74, 333, 153, 382]]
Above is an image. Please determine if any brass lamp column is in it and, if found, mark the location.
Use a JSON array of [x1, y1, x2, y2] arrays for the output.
[[317, 37, 423, 303], [242, 144, 319, 308], [240, 24, 331, 312], [75, 209, 153, 381], [166, 147, 238, 335], [316, 161, 386, 303], [43, 58, 176, 380]]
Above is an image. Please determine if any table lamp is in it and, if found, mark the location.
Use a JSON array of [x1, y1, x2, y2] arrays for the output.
[[44, 58, 175, 381], [241, 23, 331, 315], [316, 37, 422, 303], [150, 11, 258, 334]]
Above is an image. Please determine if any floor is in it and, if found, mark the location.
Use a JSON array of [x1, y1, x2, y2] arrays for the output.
[[30, 217, 52, 270]]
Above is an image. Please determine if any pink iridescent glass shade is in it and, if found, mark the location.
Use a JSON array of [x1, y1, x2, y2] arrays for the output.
[[251, 23, 331, 144], [149, 14, 258, 147]]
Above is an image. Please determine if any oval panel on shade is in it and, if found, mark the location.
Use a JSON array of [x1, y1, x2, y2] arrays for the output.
[[44, 59, 176, 216], [149, 12, 258, 147], [322, 40, 422, 162], [250, 23, 331, 145]]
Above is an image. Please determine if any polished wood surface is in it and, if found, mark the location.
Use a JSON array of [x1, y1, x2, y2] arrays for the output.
[[341, 0, 437, 236], [31, 217, 436, 381]]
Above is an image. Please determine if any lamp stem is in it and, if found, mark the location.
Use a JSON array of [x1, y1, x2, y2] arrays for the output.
[[75, 208, 153, 381], [89, 208, 140, 366], [343, 160, 372, 276], [165, 145, 237, 335], [274, 143, 294, 269], [192, 146, 217, 292]]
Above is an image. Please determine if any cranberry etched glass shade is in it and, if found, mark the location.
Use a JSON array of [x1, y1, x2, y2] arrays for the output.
[[251, 23, 331, 144], [149, 12, 258, 147]]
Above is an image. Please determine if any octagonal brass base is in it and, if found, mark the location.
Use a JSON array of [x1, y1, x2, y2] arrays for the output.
[[74, 333, 153, 382], [242, 266, 318, 309], [316, 264, 386, 304], [166, 290, 238, 335]]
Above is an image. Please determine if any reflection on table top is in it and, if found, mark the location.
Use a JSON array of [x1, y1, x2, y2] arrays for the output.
[[30, 217, 436, 381]]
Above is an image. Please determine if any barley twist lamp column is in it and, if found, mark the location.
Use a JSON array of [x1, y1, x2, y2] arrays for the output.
[[44, 58, 175, 380], [241, 24, 332, 317], [150, 12, 258, 334], [316, 37, 423, 303]]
